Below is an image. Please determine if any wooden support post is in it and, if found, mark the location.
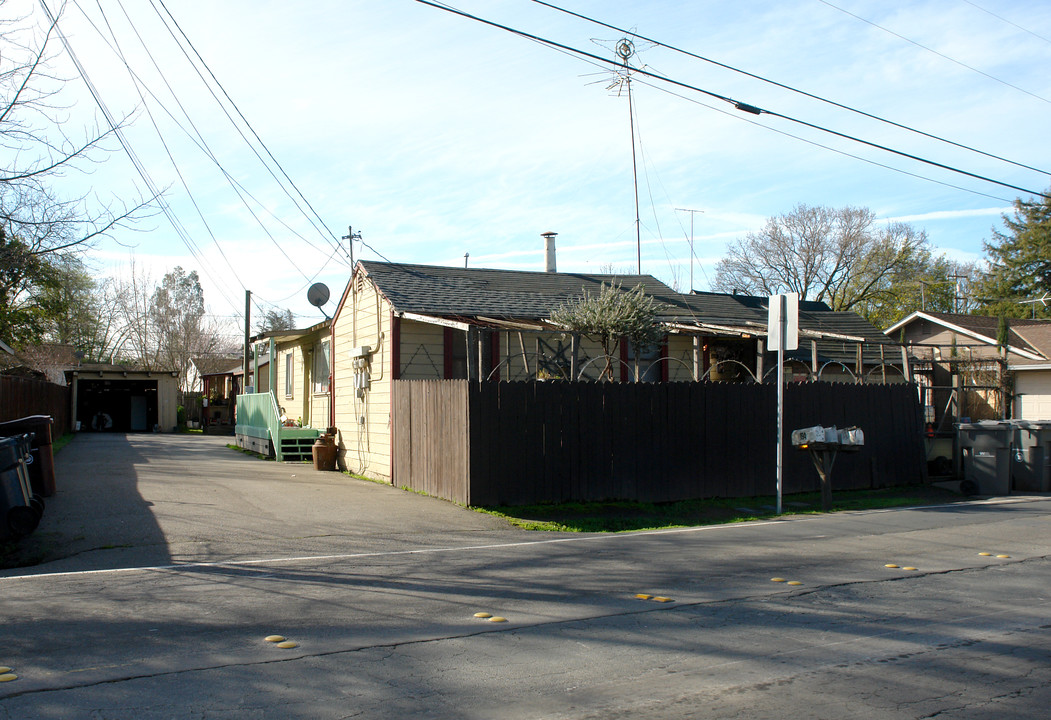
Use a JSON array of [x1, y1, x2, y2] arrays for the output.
[[811, 340, 819, 379], [856, 343, 863, 383], [570, 333, 579, 382], [756, 339, 764, 381], [467, 327, 479, 382], [880, 344, 886, 384], [692, 336, 700, 382]]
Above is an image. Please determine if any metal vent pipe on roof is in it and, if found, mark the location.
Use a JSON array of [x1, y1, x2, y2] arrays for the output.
[[542, 231, 557, 273]]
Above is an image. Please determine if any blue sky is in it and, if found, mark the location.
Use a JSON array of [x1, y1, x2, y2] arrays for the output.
[[19, 0, 1051, 331]]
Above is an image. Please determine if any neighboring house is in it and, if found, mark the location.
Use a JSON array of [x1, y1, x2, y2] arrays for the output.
[[253, 319, 332, 430], [886, 311, 1051, 422], [330, 260, 902, 482], [185, 355, 242, 393], [232, 321, 332, 461]]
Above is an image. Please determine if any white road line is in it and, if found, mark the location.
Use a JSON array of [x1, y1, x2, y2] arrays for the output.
[[0, 496, 1041, 582]]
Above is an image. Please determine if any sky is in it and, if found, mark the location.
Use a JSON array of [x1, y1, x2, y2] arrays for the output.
[[11, 0, 1051, 337]]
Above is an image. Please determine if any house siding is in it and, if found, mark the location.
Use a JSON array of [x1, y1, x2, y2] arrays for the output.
[[333, 275, 393, 481]]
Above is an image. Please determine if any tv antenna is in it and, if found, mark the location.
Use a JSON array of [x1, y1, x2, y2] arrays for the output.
[[1019, 292, 1051, 318]]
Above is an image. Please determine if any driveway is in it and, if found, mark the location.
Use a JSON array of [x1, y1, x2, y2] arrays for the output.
[[3, 433, 515, 574]]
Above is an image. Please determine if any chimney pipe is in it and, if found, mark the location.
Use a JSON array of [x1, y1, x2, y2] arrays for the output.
[[541, 231, 558, 273]]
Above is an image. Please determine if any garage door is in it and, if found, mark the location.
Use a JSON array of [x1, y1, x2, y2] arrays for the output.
[[77, 379, 159, 432], [1016, 372, 1051, 420]]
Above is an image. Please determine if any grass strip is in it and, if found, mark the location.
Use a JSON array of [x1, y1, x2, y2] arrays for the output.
[[475, 485, 965, 533]]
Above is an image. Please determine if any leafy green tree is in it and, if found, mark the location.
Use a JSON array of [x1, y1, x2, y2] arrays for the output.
[[976, 190, 1051, 319], [550, 283, 665, 380]]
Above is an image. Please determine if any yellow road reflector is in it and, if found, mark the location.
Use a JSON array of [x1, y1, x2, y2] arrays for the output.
[[786, 581, 803, 586], [489, 616, 508, 623], [635, 594, 653, 600], [771, 578, 786, 583], [653, 597, 673, 603], [903, 567, 918, 571], [265, 635, 286, 643], [473, 612, 492, 618], [978, 552, 993, 556], [276, 641, 299, 649], [885, 564, 899, 568], [0, 667, 11, 674], [996, 554, 1011, 559], [0, 674, 17, 682]]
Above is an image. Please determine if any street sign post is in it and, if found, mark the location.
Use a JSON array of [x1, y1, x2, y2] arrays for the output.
[[768, 293, 799, 514]]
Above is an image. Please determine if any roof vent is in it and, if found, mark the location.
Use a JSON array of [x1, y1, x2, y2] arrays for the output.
[[541, 231, 558, 273]]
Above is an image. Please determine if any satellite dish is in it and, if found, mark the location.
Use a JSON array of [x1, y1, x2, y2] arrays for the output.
[[307, 283, 330, 308]]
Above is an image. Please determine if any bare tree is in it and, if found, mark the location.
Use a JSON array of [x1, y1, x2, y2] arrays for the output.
[[714, 204, 940, 325], [0, 7, 150, 344]]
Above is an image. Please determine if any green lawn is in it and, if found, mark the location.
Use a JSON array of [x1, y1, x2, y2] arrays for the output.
[[476, 485, 965, 532]]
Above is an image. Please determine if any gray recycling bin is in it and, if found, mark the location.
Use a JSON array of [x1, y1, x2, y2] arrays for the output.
[[0, 435, 42, 541], [956, 421, 1013, 496], [1012, 420, 1051, 492]]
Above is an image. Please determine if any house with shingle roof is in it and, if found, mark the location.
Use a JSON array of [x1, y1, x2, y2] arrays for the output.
[[886, 311, 1051, 422], [329, 260, 902, 481]]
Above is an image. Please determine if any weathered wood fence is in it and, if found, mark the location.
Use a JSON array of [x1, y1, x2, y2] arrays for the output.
[[0, 375, 71, 433], [393, 380, 926, 506]]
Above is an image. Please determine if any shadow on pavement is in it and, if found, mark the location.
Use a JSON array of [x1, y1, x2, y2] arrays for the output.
[[0, 433, 170, 572]]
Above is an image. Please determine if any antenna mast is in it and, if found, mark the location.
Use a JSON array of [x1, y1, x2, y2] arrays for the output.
[[616, 39, 642, 275], [676, 208, 704, 292]]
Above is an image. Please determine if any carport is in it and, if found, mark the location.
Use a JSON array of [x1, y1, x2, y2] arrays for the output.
[[68, 364, 179, 433]]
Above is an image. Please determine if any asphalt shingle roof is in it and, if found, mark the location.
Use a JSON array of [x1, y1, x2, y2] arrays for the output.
[[358, 261, 892, 344], [359, 262, 686, 319]]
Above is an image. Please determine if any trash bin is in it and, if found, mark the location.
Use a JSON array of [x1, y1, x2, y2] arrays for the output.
[[1012, 420, 1051, 492], [0, 435, 42, 541], [0, 415, 56, 497], [956, 421, 1013, 496]]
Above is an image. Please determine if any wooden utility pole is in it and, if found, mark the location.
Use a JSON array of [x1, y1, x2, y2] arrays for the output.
[[243, 290, 251, 390]]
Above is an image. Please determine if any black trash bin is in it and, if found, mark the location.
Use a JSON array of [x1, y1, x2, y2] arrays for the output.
[[0, 435, 43, 541], [0, 415, 56, 497]]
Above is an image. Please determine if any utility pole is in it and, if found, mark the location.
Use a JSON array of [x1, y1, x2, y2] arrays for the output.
[[676, 208, 704, 292], [242, 290, 251, 391], [342, 226, 362, 267]]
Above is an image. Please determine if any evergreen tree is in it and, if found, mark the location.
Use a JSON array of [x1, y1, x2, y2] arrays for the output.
[[978, 189, 1051, 318]]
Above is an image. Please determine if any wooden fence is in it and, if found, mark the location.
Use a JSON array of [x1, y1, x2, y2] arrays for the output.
[[0, 375, 71, 434], [393, 379, 927, 506]]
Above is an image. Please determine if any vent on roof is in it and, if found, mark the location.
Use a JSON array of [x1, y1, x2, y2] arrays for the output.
[[541, 231, 558, 273]]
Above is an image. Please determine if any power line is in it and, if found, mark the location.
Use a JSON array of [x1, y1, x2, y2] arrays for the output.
[[152, 0, 349, 262], [39, 0, 246, 317], [817, 0, 1051, 105], [529, 0, 1049, 178], [415, 0, 1049, 201], [959, 0, 1051, 45]]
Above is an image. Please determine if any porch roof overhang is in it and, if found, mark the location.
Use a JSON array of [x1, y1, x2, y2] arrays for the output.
[[397, 312, 887, 346]]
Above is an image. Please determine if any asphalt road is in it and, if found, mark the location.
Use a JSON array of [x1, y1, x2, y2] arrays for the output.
[[1, 434, 1049, 719]]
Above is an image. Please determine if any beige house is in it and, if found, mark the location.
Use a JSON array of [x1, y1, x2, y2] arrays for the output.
[[886, 311, 1051, 423], [331, 261, 898, 482], [253, 320, 333, 431]]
